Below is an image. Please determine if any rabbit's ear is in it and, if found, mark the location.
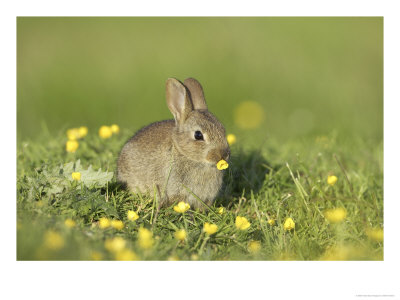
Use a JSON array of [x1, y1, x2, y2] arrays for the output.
[[184, 78, 208, 110], [166, 78, 193, 125]]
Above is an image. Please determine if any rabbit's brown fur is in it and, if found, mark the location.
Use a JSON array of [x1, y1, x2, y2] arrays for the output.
[[117, 78, 230, 209]]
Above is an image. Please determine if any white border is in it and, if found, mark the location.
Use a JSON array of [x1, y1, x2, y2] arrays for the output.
[[2, 1, 399, 299]]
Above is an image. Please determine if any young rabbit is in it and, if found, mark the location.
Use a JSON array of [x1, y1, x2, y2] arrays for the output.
[[117, 77, 230, 210]]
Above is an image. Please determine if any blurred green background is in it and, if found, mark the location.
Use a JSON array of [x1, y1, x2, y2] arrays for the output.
[[17, 17, 383, 143]]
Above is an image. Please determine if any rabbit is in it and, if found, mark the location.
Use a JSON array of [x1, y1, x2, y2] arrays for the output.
[[117, 77, 230, 210]]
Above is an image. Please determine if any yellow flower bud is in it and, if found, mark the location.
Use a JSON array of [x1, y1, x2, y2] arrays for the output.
[[66, 140, 79, 153], [99, 217, 110, 229], [284, 218, 295, 231], [111, 124, 120, 134], [99, 125, 113, 139], [216, 159, 229, 170], [327, 175, 338, 186], [111, 220, 124, 230], [174, 229, 187, 241], [203, 222, 218, 235], [248, 240, 261, 253], [71, 172, 81, 181], [226, 134, 237, 145], [173, 201, 190, 213], [44, 230, 65, 250], [64, 218, 76, 228], [235, 216, 251, 230], [324, 208, 347, 224], [127, 210, 139, 221], [78, 126, 88, 138]]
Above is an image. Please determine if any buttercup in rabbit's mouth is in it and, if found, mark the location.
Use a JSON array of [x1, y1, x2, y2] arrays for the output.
[[216, 159, 229, 170], [117, 77, 230, 210]]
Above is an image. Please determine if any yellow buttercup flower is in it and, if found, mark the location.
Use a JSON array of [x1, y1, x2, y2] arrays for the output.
[[324, 208, 347, 224], [216, 159, 229, 170], [138, 227, 154, 249], [111, 124, 120, 134], [173, 201, 190, 213], [217, 207, 225, 215], [90, 251, 103, 261], [105, 237, 126, 253], [67, 128, 80, 140], [226, 134, 236, 145], [203, 222, 218, 235], [248, 240, 261, 253], [115, 249, 138, 261], [284, 218, 295, 231], [99, 217, 111, 229], [235, 216, 251, 230], [111, 220, 124, 230], [168, 255, 179, 261], [267, 219, 275, 226], [366, 228, 383, 242], [174, 229, 187, 241], [66, 140, 79, 153], [78, 126, 88, 138], [64, 218, 76, 228], [327, 175, 338, 186], [43, 230, 65, 250], [127, 210, 139, 221], [71, 172, 81, 181], [99, 125, 113, 139], [234, 101, 265, 129]]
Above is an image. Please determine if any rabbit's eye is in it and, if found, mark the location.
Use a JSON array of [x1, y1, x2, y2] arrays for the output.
[[194, 131, 204, 140]]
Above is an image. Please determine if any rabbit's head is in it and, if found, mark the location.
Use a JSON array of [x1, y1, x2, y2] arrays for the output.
[[166, 78, 230, 166]]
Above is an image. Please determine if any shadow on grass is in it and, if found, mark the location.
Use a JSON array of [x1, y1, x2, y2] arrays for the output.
[[216, 147, 276, 207]]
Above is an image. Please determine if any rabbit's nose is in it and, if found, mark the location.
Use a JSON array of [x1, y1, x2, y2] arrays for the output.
[[222, 149, 230, 161]]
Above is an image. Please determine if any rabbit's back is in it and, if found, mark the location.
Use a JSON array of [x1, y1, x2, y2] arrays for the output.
[[117, 120, 174, 192]]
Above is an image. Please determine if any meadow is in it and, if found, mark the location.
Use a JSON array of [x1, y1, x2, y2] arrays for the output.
[[16, 17, 383, 260]]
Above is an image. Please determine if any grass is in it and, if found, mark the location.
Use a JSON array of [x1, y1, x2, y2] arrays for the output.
[[16, 17, 383, 261], [16, 126, 383, 260]]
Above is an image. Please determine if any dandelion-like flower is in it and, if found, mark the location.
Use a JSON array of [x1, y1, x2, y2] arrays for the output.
[[99, 125, 113, 139], [71, 172, 81, 181], [90, 251, 103, 261], [267, 219, 275, 226], [44, 230, 65, 250], [235, 216, 251, 230], [324, 208, 347, 224], [105, 237, 126, 253], [366, 228, 383, 242], [226, 134, 236, 145], [284, 218, 295, 231], [216, 159, 229, 170], [191, 254, 199, 260], [111, 124, 120, 134], [111, 220, 124, 230], [127, 210, 139, 221], [327, 175, 338, 186], [99, 217, 110, 229], [248, 240, 261, 253], [138, 227, 154, 249], [174, 229, 187, 241], [203, 222, 218, 235], [67, 128, 80, 140], [173, 201, 190, 213], [64, 218, 76, 228], [66, 140, 79, 153], [234, 101, 265, 129], [168, 255, 179, 261], [78, 126, 88, 138], [217, 207, 226, 215], [115, 249, 138, 261]]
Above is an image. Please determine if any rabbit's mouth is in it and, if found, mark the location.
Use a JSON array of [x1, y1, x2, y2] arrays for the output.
[[206, 148, 230, 165]]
